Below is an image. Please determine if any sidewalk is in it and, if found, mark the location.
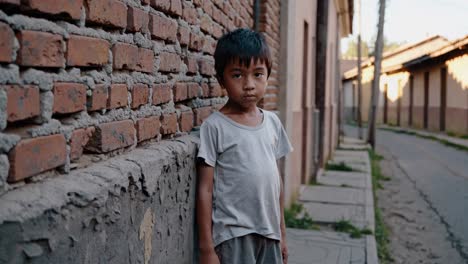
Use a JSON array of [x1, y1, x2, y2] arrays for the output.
[[286, 137, 379, 264], [379, 125, 468, 149]]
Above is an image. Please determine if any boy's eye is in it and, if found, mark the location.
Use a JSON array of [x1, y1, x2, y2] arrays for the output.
[[254, 72, 265, 78], [232, 73, 242, 79]]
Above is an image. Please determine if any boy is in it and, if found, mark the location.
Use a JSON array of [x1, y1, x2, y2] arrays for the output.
[[197, 29, 292, 264], [197, 28, 293, 264]]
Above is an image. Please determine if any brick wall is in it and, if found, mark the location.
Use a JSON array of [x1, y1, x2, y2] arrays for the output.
[[258, 0, 281, 111], [0, 0, 255, 191]]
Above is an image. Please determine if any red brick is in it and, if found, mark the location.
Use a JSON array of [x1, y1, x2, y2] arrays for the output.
[[86, 120, 135, 152], [127, 6, 149, 32], [177, 25, 190, 46], [189, 33, 203, 51], [3, 85, 40, 122], [24, 0, 83, 20], [159, 52, 181, 73], [185, 56, 198, 74], [202, 37, 216, 55], [53, 83, 87, 114], [149, 14, 177, 43], [70, 127, 95, 161], [173, 83, 187, 102], [179, 111, 193, 132], [152, 84, 172, 105], [160, 113, 177, 135], [200, 15, 213, 35], [170, 0, 182, 16], [221, 88, 228, 97], [212, 23, 223, 39], [141, 0, 149, 5], [202, 0, 213, 16], [67, 35, 110, 67], [149, 0, 169, 12], [135, 116, 160, 142], [182, 2, 198, 24], [212, 7, 223, 24], [209, 82, 222, 97], [136, 48, 154, 73], [199, 59, 215, 76], [213, 103, 224, 110], [8, 134, 67, 182], [192, 0, 202, 7], [112, 42, 138, 70], [0, 22, 14, 63], [187, 82, 200, 99], [88, 84, 108, 111], [194, 106, 212, 126], [223, 2, 235, 20], [107, 84, 128, 109], [213, 0, 223, 8], [131, 83, 149, 109], [16, 30, 64, 67], [201, 83, 209, 97], [85, 0, 127, 29]]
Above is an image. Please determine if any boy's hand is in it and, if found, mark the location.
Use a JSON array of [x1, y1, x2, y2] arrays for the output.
[[281, 240, 288, 264], [200, 249, 220, 264]]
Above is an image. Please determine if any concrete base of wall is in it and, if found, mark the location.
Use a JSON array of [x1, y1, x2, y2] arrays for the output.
[[0, 136, 199, 264]]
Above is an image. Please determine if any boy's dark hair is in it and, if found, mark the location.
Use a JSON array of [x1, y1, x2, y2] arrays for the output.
[[214, 28, 272, 84]]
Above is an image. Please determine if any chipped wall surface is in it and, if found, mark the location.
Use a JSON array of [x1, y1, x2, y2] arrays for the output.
[[0, 135, 198, 264]]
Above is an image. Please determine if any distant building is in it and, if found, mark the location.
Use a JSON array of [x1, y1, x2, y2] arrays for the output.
[[342, 35, 468, 135]]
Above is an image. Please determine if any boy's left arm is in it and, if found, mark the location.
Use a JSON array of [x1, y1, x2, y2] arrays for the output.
[[278, 163, 288, 263]]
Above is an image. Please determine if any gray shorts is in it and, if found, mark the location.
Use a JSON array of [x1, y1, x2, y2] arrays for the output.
[[215, 234, 283, 264]]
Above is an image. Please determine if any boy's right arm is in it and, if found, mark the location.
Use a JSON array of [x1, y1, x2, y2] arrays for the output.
[[197, 161, 220, 264]]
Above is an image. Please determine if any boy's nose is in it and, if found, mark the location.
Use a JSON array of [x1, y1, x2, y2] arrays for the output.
[[243, 76, 255, 90]]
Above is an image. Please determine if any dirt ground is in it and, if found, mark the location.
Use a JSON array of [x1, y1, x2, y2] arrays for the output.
[[376, 145, 464, 264]]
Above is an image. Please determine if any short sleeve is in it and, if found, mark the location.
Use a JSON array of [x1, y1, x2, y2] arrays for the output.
[[197, 121, 218, 167], [275, 119, 293, 160]]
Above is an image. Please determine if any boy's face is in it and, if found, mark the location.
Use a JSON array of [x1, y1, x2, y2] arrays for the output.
[[221, 58, 268, 109]]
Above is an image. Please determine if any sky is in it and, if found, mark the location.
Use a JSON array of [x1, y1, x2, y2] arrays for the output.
[[341, 0, 468, 53]]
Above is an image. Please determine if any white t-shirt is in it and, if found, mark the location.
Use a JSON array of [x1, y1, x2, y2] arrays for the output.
[[197, 109, 293, 246]]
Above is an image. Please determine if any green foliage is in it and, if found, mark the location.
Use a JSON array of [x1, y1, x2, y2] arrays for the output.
[[333, 220, 373, 239], [325, 162, 354, 172], [284, 203, 319, 230]]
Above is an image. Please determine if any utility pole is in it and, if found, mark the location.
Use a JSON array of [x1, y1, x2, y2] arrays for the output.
[[367, 0, 386, 148], [356, 0, 363, 139]]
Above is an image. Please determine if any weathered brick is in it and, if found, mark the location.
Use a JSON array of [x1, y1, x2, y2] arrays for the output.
[[135, 116, 160, 142], [200, 15, 213, 34], [107, 84, 128, 109], [179, 111, 193, 132], [53, 83, 87, 114], [86, 120, 135, 153], [127, 6, 149, 32], [212, 23, 223, 39], [185, 56, 198, 74], [202, 37, 216, 55], [199, 59, 215, 76], [131, 83, 149, 109], [212, 6, 223, 24], [192, 0, 202, 7], [24, 0, 83, 20], [159, 52, 181, 73], [177, 25, 190, 46], [150, 0, 170, 12], [70, 127, 95, 161], [8, 134, 67, 182], [202, 0, 213, 16], [201, 83, 209, 97], [0, 22, 14, 63], [141, 0, 149, 5], [160, 113, 177, 135], [172, 83, 187, 102], [152, 84, 172, 105], [88, 84, 108, 111], [67, 35, 110, 67], [3, 85, 40, 122], [213, 103, 225, 111], [136, 48, 154, 73], [182, 2, 198, 24], [85, 0, 127, 29], [149, 14, 177, 43], [194, 106, 212, 126], [112, 42, 138, 70], [223, 2, 235, 20], [16, 30, 64, 67], [187, 82, 200, 99], [221, 87, 228, 97], [169, 0, 182, 16], [189, 32, 203, 51], [209, 82, 222, 97]]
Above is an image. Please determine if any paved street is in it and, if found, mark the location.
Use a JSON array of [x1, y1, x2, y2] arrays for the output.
[[345, 125, 468, 263]]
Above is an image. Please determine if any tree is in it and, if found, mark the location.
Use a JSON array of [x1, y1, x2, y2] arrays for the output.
[[342, 39, 370, 58], [367, 0, 386, 148]]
